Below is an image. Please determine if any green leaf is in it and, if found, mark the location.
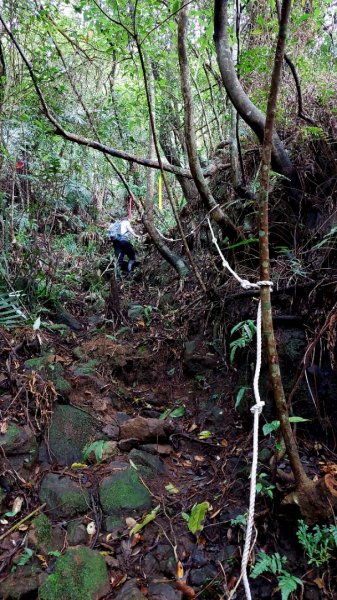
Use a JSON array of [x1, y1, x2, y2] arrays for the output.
[[185, 501, 209, 534], [251, 551, 273, 578], [169, 406, 185, 417], [82, 440, 108, 462], [288, 416, 310, 424], [130, 505, 160, 535], [278, 574, 303, 600], [33, 316, 41, 330], [160, 405, 185, 419], [263, 420, 280, 435], [17, 548, 33, 566], [235, 386, 248, 409], [198, 430, 212, 440], [263, 416, 310, 436]]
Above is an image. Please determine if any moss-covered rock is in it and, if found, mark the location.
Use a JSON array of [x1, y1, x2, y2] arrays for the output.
[[28, 513, 64, 554], [99, 467, 151, 522], [48, 405, 99, 465], [39, 473, 90, 518], [0, 423, 38, 476], [38, 547, 110, 600], [24, 355, 71, 396], [0, 423, 30, 454]]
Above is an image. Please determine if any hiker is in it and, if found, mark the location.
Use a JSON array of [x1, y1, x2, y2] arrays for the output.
[[107, 216, 141, 273]]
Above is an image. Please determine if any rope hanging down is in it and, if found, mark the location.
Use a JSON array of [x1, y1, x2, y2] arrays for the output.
[[207, 219, 272, 600]]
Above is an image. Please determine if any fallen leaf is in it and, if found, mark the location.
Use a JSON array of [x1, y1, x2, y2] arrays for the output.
[[176, 560, 184, 579], [47, 354, 66, 363], [220, 439, 228, 447], [111, 574, 127, 588], [125, 517, 137, 529], [176, 580, 196, 598], [314, 577, 325, 590], [130, 533, 142, 547], [130, 505, 160, 536], [11, 497, 24, 516], [194, 455, 205, 462], [188, 422, 198, 433], [165, 483, 180, 494], [0, 420, 8, 434], [37, 554, 48, 568]]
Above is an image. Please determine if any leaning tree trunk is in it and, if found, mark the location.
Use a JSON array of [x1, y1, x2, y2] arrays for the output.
[[258, 0, 337, 521], [178, 1, 241, 243], [213, 0, 302, 209]]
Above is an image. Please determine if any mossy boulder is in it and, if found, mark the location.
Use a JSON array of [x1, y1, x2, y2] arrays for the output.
[[0, 423, 33, 454], [39, 473, 90, 518], [48, 405, 100, 465], [38, 547, 110, 600], [0, 423, 38, 475], [99, 467, 151, 522], [24, 355, 71, 396], [28, 513, 64, 554]]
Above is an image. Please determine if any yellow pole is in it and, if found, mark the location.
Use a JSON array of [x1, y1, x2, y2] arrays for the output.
[[158, 173, 163, 211]]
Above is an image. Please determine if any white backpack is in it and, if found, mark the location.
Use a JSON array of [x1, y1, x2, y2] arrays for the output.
[[107, 221, 121, 240]]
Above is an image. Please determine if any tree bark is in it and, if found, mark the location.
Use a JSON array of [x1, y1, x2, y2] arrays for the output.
[[258, 0, 337, 521], [178, 1, 241, 242], [213, 0, 302, 206], [146, 65, 156, 222], [159, 106, 199, 206]]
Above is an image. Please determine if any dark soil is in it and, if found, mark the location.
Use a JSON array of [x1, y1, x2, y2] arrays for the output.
[[1, 259, 337, 600]]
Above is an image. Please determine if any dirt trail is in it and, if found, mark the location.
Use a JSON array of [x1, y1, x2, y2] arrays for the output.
[[0, 277, 333, 599]]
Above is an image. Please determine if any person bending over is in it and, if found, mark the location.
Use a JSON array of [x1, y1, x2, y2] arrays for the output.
[[107, 216, 141, 273]]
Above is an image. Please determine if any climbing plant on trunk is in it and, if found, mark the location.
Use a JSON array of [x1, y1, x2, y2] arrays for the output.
[[255, 0, 337, 520]]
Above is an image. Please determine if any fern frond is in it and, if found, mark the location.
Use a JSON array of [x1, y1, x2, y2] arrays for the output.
[[0, 289, 27, 328]]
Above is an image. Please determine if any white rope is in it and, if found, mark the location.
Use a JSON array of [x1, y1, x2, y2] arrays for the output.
[[241, 299, 264, 600], [207, 219, 272, 600]]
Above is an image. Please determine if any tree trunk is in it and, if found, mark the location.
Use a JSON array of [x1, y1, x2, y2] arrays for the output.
[[146, 66, 156, 222], [159, 109, 199, 207], [258, 0, 337, 521], [213, 0, 302, 207], [178, 1, 241, 243]]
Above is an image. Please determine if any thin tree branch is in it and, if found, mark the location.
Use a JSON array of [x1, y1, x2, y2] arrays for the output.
[[0, 12, 194, 179]]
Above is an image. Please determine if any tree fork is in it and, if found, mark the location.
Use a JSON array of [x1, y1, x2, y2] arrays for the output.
[[258, 0, 337, 521]]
